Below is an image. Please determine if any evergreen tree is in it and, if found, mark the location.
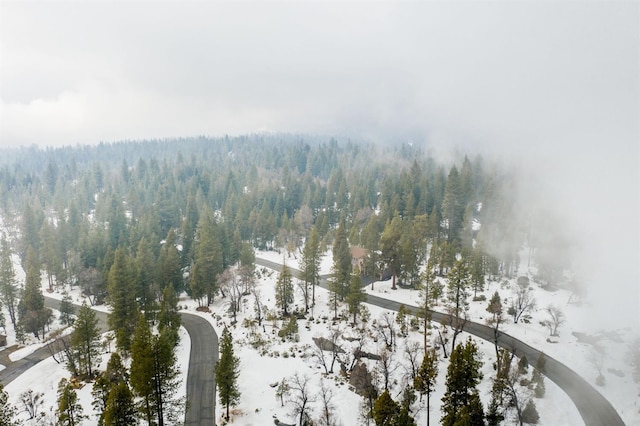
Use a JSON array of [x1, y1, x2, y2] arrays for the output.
[[130, 316, 180, 426], [329, 221, 351, 318], [70, 302, 101, 377], [446, 258, 471, 353], [521, 399, 540, 424], [414, 348, 438, 426], [275, 264, 294, 316], [372, 389, 399, 426], [130, 316, 154, 424], [157, 229, 184, 295], [191, 213, 223, 306], [0, 235, 19, 328], [92, 353, 128, 426], [441, 339, 484, 426], [107, 248, 138, 353], [299, 226, 320, 312], [347, 274, 366, 324], [18, 246, 52, 339], [157, 285, 181, 347], [59, 292, 75, 326], [103, 382, 137, 426], [135, 237, 158, 320], [0, 384, 20, 426], [380, 216, 402, 290], [56, 378, 86, 426], [215, 326, 241, 421]]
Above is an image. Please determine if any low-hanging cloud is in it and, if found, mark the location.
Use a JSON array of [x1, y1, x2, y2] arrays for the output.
[[1, 1, 638, 329]]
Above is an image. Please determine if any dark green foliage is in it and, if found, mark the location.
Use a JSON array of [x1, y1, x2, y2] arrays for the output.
[[18, 247, 52, 339], [0, 235, 19, 328], [275, 264, 294, 316], [130, 316, 180, 426], [215, 326, 241, 420], [56, 378, 86, 426], [92, 352, 128, 425], [107, 248, 139, 353], [0, 384, 20, 426], [347, 274, 366, 324], [299, 226, 320, 312], [372, 389, 399, 426], [70, 302, 101, 377], [103, 382, 136, 426], [441, 339, 484, 426], [278, 315, 299, 341], [330, 220, 351, 309], [59, 292, 75, 326], [414, 348, 438, 426]]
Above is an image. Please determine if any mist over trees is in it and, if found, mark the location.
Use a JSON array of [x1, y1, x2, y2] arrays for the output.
[[0, 134, 575, 423]]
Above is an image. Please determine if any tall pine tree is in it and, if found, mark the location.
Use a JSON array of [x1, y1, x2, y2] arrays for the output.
[[441, 338, 484, 426], [215, 326, 240, 421]]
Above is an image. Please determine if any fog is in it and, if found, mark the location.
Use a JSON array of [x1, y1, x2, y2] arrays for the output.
[[1, 2, 638, 330]]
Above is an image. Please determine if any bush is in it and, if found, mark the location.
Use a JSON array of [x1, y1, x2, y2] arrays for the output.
[[521, 399, 540, 424]]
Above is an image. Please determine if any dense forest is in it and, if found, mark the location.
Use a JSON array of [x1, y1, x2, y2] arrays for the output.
[[0, 135, 574, 424], [0, 135, 555, 295]]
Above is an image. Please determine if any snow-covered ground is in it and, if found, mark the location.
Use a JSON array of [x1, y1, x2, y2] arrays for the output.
[[1, 234, 637, 425]]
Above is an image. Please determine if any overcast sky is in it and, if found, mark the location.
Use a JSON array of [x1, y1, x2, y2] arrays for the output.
[[1, 1, 639, 326]]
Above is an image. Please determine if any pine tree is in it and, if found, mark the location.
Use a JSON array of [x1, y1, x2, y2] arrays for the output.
[[380, 216, 402, 290], [103, 382, 137, 426], [0, 384, 19, 426], [0, 235, 19, 328], [414, 348, 438, 426], [275, 264, 294, 316], [92, 352, 128, 425], [18, 246, 52, 339], [215, 326, 240, 421], [521, 399, 540, 424], [107, 248, 139, 353], [130, 316, 154, 424], [190, 213, 223, 306], [446, 258, 471, 353], [56, 378, 86, 426], [441, 339, 484, 426], [59, 292, 75, 326], [372, 389, 399, 426], [299, 226, 320, 312], [135, 237, 158, 319], [157, 285, 181, 347], [157, 229, 184, 295], [70, 302, 101, 377], [347, 274, 366, 324]]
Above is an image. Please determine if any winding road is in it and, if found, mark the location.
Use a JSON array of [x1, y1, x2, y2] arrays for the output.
[[255, 257, 626, 426], [0, 259, 626, 425], [0, 297, 218, 426]]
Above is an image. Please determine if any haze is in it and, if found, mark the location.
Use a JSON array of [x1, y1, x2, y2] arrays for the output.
[[0, 1, 638, 329]]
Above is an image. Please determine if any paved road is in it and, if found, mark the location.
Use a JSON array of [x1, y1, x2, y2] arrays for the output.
[[256, 257, 625, 426], [0, 297, 218, 426]]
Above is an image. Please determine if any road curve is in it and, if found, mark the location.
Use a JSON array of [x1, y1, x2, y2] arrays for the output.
[[0, 297, 218, 426], [255, 256, 625, 426]]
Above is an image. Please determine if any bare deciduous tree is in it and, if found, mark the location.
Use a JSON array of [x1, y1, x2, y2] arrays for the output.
[[219, 268, 243, 323], [542, 305, 565, 336], [509, 283, 536, 323], [403, 340, 422, 383], [318, 378, 337, 426], [289, 373, 315, 426], [375, 313, 396, 350], [376, 347, 396, 392]]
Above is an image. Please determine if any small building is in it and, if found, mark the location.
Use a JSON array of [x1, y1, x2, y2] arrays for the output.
[[350, 246, 368, 275]]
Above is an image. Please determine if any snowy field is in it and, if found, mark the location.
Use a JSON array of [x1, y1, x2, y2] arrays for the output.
[[0, 238, 637, 425]]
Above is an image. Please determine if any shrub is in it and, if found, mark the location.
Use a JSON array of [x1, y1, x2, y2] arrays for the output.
[[521, 399, 540, 424]]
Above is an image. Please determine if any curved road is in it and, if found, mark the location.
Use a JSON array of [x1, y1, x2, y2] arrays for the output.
[[256, 257, 625, 426], [0, 297, 217, 426]]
